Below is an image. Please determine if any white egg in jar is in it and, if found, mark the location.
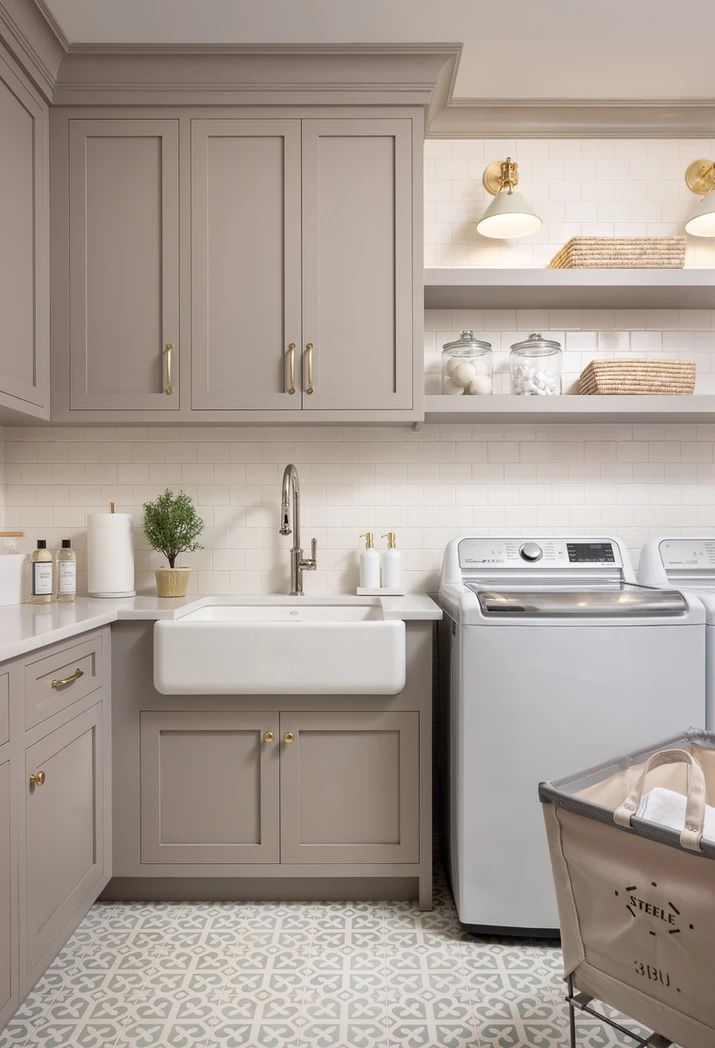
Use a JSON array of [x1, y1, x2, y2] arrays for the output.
[[443, 377, 465, 396], [468, 374, 493, 395]]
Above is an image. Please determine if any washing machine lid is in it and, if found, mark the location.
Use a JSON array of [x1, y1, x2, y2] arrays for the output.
[[471, 584, 687, 617]]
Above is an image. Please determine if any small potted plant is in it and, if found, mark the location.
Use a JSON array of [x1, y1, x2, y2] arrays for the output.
[[143, 489, 204, 597]]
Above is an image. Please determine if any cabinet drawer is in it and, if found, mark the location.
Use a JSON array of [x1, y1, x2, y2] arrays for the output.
[[24, 634, 104, 729], [0, 673, 8, 746]]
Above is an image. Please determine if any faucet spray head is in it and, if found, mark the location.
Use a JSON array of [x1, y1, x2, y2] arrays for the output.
[[279, 503, 291, 536]]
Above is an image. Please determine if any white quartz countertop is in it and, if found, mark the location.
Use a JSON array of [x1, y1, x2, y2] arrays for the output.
[[0, 594, 442, 664]]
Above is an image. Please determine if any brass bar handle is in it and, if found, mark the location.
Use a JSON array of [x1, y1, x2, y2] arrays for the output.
[[305, 343, 314, 395], [50, 667, 84, 689], [282, 731, 295, 744], [165, 342, 174, 396], [286, 343, 296, 395], [29, 771, 46, 788], [263, 731, 275, 743]]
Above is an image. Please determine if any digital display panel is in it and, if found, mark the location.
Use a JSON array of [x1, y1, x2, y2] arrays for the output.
[[566, 542, 615, 563]]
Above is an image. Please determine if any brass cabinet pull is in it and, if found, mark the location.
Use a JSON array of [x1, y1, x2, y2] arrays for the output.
[[305, 343, 314, 395], [282, 731, 295, 744], [263, 731, 275, 743], [286, 343, 296, 395], [29, 771, 46, 788], [50, 667, 84, 689], [165, 342, 174, 395]]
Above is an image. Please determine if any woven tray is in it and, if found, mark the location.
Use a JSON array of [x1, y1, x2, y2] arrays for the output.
[[579, 359, 696, 395], [550, 235, 686, 269]]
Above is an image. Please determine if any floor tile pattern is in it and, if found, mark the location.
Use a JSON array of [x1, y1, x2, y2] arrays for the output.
[[0, 880, 659, 1047]]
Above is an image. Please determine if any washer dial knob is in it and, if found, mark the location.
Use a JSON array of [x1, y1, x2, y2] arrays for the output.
[[519, 542, 543, 562]]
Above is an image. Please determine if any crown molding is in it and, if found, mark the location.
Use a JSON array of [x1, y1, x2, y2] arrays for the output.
[[0, 0, 65, 99], [428, 97, 715, 138], [32, 0, 67, 52]]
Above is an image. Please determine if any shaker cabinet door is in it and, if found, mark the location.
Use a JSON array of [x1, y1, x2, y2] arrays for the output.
[[301, 119, 414, 411], [0, 759, 15, 1026], [190, 119, 302, 410], [68, 119, 180, 410], [279, 711, 420, 864], [0, 50, 49, 412], [23, 704, 107, 975], [140, 711, 280, 864]]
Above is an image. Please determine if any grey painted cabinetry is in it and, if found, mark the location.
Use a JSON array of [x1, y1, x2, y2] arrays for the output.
[[66, 119, 180, 411], [0, 629, 111, 1032], [0, 43, 49, 421], [51, 108, 422, 422]]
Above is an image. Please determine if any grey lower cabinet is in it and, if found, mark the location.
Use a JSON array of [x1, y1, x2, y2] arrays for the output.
[[0, 757, 16, 1029], [22, 702, 108, 981], [0, 43, 49, 420], [280, 712, 419, 863], [63, 118, 180, 412], [140, 711, 280, 863]]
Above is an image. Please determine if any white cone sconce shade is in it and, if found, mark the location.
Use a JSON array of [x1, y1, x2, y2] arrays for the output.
[[685, 160, 715, 237], [477, 157, 542, 240]]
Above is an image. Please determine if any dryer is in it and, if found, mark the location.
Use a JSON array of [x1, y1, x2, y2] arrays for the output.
[[639, 536, 715, 728], [438, 535, 705, 935]]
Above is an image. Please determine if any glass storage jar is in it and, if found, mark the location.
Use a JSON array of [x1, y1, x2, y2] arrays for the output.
[[509, 333, 562, 395], [441, 331, 493, 395]]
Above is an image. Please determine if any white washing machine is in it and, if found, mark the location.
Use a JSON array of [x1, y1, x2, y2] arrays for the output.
[[438, 535, 705, 936], [639, 537, 715, 728]]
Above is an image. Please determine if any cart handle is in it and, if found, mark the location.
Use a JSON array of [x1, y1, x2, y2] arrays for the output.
[[613, 748, 706, 852]]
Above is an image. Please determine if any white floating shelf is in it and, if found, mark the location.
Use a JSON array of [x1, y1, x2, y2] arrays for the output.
[[424, 394, 715, 424], [424, 268, 715, 311]]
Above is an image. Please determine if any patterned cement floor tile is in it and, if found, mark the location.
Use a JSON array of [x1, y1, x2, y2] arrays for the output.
[[0, 869, 681, 1048]]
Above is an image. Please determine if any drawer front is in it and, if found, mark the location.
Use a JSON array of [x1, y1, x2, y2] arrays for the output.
[[24, 634, 104, 729], [0, 673, 8, 747]]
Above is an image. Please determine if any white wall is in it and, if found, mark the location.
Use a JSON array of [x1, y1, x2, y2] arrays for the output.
[[3, 137, 715, 596], [425, 138, 715, 268]]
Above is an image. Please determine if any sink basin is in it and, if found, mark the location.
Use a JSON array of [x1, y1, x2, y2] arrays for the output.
[[154, 599, 405, 695]]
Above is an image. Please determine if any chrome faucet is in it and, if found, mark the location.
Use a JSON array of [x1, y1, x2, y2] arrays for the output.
[[279, 464, 318, 595]]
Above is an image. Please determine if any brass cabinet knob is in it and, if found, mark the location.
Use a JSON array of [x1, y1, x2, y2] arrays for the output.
[[282, 731, 295, 744], [29, 771, 46, 788], [263, 731, 275, 743]]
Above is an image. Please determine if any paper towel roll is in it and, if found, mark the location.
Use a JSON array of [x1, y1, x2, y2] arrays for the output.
[[87, 513, 135, 597]]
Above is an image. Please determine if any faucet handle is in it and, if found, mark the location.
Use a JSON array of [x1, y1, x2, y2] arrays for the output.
[[309, 537, 318, 567]]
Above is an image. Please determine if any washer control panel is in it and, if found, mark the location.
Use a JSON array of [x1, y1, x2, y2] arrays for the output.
[[659, 539, 715, 570], [458, 538, 621, 569]]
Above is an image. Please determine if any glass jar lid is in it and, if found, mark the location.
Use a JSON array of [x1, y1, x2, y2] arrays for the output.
[[510, 333, 561, 357], [442, 330, 492, 353]]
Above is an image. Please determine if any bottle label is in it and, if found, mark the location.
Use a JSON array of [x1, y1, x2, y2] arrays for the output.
[[33, 562, 53, 596], [58, 561, 77, 595]]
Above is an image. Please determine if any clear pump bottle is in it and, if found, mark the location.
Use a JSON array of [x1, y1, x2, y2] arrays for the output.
[[56, 539, 77, 603], [31, 540, 53, 604]]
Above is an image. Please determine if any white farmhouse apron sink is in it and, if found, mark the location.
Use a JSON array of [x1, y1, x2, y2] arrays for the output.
[[153, 598, 406, 695]]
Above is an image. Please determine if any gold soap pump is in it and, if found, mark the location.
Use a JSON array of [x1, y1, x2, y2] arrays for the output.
[[359, 531, 380, 589]]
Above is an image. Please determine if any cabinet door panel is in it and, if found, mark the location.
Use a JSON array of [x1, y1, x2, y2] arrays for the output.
[[141, 712, 279, 863], [24, 705, 105, 972], [191, 120, 301, 410], [0, 760, 14, 1021], [69, 120, 179, 410], [280, 712, 419, 863], [301, 119, 413, 411], [0, 51, 48, 410]]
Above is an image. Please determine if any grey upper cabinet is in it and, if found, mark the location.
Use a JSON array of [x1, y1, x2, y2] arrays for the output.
[[301, 119, 414, 412], [191, 119, 302, 410], [67, 119, 180, 411], [0, 47, 49, 418]]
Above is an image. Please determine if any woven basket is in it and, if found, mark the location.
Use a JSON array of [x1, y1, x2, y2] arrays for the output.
[[550, 235, 686, 269], [579, 359, 696, 396]]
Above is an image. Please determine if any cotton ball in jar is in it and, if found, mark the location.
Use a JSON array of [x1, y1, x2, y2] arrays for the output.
[[443, 377, 465, 395], [468, 374, 492, 395], [451, 361, 476, 388]]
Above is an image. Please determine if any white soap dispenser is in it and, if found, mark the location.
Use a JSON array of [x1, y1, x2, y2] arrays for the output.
[[359, 532, 380, 589], [381, 531, 402, 590]]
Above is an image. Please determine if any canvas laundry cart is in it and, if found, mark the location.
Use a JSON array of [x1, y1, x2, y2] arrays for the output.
[[540, 730, 715, 1048]]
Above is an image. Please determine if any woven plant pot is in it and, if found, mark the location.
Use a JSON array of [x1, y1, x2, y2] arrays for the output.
[[155, 567, 191, 597]]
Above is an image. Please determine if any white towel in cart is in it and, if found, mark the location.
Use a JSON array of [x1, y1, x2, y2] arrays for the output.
[[637, 786, 715, 842]]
